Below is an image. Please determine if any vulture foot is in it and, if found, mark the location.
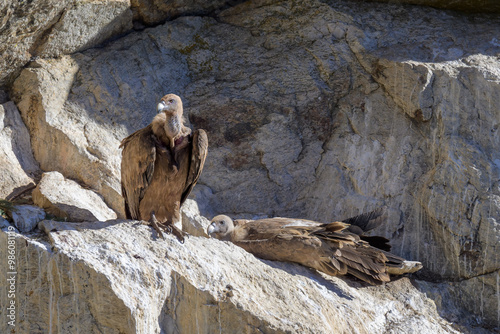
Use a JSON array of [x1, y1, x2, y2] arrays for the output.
[[141, 211, 165, 240], [143, 211, 186, 243], [162, 223, 186, 244]]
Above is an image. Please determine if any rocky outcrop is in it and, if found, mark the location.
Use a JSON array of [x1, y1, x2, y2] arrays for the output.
[[365, 0, 500, 13], [0, 219, 460, 334], [2, 0, 500, 331], [0, 0, 247, 88], [0, 101, 40, 200], [11, 56, 125, 216], [32, 171, 117, 222], [0, 0, 133, 87]]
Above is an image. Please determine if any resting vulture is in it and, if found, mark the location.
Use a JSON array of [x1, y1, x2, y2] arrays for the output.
[[207, 207, 422, 285], [120, 94, 208, 242]]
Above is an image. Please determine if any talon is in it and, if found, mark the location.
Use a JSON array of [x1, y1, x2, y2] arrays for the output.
[[170, 224, 186, 244], [165, 224, 173, 234], [160, 222, 186, 243], [149, 211, 165, 240]]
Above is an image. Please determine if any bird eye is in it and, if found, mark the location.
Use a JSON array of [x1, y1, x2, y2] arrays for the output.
[[220, 220, 225, 225], [168, 99, 174, 103]]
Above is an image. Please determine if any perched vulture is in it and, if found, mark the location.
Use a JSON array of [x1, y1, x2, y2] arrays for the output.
[[207, 207, 422, 285], [120, 94, 208, 242]]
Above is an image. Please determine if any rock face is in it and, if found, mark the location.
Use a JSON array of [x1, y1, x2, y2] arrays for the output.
[[0, 0, 133, 87], [32, 171, 117, 222], [131, 0, 239, 26], [11, 56, 127, 217], [0, 102, 40, 198], [180, 199, 211, 237], [0, 220, 460, 334], [0, 101, 40, 200], [0, 0, 245, 87], [364, 0, 500, 13], [2, 0, 500, 332]]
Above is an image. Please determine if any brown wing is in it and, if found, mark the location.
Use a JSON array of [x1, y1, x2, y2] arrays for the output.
[[120, 125, 156, 220], [230, 218, 348, 275], [231, 218, 393, 285], [231, 218, 347, 241], [180, 129, 208, 205], [312, 222, 392, 284]]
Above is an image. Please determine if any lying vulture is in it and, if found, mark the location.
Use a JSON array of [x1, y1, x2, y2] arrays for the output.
[[120, 94, 208, 242], [207, 207, 422, 285]]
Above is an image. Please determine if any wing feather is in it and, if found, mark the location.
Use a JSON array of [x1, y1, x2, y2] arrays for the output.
[[180, 129, 208, 205], [120, 125, 156, 220], [218, 213, 416, 285]]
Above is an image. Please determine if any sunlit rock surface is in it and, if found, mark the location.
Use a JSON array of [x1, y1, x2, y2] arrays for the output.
[[32, 171, 117, 222], [11, 56, 125, 217], [181, 199, 211, 237], [0, 220, 460, 334], [0, 101, 40, 199]]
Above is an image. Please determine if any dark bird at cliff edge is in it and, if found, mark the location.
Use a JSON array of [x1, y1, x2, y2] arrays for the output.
[[120, 94, 208, 242], [207, 207, 422, 285]]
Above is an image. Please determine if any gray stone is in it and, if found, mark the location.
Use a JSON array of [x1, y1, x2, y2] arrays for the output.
[[0, 216, 10, 230], [36, 0, 133, 58], [0, 0, 132, 87], [362, 0, 500, 13], [0, 219, 461, 334], [11, 56, 125, 217], [32, 171, 117, 222], [11, 205, 46, 232], [0, 101, 40, 199], [0, 89, 8, 104], [181, 199, 211, 237], [131, 0, 237, 26]]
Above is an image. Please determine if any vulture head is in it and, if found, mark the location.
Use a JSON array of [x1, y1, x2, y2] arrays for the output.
[[207, 215, 234, 239], [156, 93, 184, 147], [157, 93, 183, 114]]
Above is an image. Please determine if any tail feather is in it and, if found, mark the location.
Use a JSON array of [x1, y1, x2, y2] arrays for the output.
[[360, 235, 392, 252], [333, 247, 389, 283], [346, 266, 390, 285], [318, 257, 348, 276], [380, 249, 405, 267], [386, 260, 423, 275]]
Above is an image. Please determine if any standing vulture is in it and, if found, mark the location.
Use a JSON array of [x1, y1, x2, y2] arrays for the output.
[[207, 207, 422, 285], [120, 94, 208, 242]]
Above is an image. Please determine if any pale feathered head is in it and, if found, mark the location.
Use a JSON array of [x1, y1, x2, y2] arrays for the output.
[[157, 94, 183, 115], [207, 215, 234, 239]]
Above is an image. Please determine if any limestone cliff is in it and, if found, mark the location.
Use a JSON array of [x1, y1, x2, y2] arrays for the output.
[[0, 213, 461, 334], [0, 0, 499, 333]]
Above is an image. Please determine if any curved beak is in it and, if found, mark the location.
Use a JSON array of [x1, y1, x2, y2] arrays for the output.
[[157, 101, 166, 113], [207, 223, 216, 237]]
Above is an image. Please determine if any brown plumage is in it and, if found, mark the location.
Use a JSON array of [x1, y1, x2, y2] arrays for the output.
[[207, 208, 422, 285], [120, 94, 208, 242]]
